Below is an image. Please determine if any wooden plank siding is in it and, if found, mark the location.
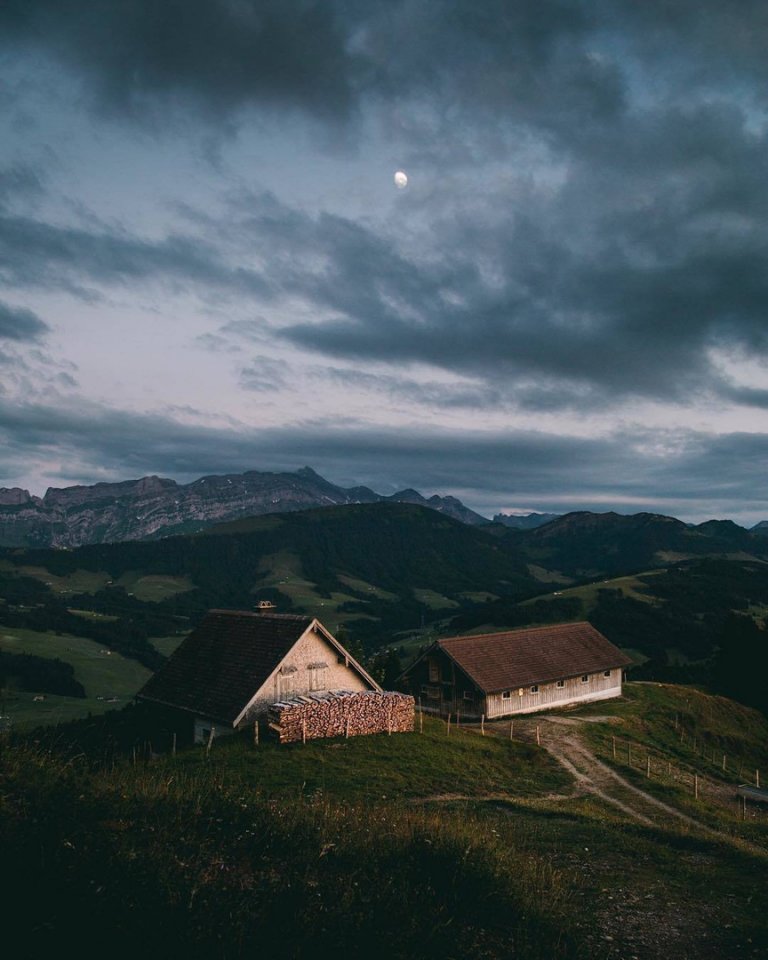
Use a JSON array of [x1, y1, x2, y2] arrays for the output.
[[485, 668, 622, 718], [401, 623, 630, 719]]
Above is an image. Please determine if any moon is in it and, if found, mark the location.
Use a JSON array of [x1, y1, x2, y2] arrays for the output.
[[394, 170, 408, 189]]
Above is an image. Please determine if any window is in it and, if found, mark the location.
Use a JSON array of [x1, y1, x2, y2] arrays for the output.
[[463, 691, 474, 701], [428, 658, 440, 682], [556, 680, 565, 689], [426, 686, 440, 700], [581, 674, 589, 683], [308, 662, 328, 691], [501, 690, 511, 700], [603, 669, 612, 677], [530, 685, 539, 694]]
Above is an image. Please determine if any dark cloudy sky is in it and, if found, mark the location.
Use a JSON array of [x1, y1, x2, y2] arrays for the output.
[[2, 1, 768, 523]]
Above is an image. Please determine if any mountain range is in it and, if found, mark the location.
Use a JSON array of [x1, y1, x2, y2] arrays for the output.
[[0, 466, 488, 548]]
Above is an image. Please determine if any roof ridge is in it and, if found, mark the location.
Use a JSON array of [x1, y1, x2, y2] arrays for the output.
[[208, 608, 312, 620], [439, 621, 594, 644]]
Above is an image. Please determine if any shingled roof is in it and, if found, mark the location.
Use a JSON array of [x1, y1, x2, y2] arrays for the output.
[[436, 621, 632, 693], [138, 610, 316, 724]]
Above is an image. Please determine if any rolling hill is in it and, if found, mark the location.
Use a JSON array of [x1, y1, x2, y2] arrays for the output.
[[3, 501, 768, 725]]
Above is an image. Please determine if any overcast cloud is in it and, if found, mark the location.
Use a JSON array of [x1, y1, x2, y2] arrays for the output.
[[1, 2, 768, 523]]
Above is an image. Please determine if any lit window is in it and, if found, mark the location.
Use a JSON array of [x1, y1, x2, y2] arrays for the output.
[[581, 674, 589, 683], [501, 690, 511, 700], [530, 685, 539, 694]]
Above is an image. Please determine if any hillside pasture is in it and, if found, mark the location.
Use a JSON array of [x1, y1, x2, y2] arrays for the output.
[[0, 627, 151, 728], [115, 571, 195, 602], [523, 571, 663, 614], [19, 565, 109, 595]]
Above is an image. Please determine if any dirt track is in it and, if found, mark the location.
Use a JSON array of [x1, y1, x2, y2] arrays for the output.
[[530, 716, 719, 832]]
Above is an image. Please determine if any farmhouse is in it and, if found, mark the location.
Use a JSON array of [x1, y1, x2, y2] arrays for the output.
[[138, 609, 380, 742], [401, 621, 631, 719]]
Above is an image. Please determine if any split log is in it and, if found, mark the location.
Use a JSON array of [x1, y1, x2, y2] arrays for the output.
[[268, 690, 416, 744]]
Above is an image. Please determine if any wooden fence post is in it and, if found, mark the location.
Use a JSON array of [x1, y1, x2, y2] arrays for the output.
[[510, 720, 514, 740], [206, 726, 215, 757], [481, 714, 485, 736], [172, 732, 177, 757], [694, 774, 699, 800], [302, 719, 307, 745], [612, 736, 616, 760], [447, 713, 451, 735], [419, 709, 423, 734], [254, 720, 259, 747], [757, 770, 761, 789], [536, 725, 541, 747], [646, 756, 651, 779]]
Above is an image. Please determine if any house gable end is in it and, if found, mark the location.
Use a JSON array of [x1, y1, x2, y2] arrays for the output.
[[233, 620, 379, 726]]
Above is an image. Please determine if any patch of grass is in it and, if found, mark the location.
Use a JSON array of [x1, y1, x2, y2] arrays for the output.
[[0, 627, 150, 727], [458, 590, 501, 602], [413, 587, 459, 609], [0, 741, 579, 960], [522, 572, 662, 614], [67, 608, 118, 622], [257, 551, 379, 625], [337, 574, 398, 601], [115, 571, 195, 602], [19, 565, 109, 595], [526, 564, 573, 584], [0, 690, 121, 727], [149, 634, 186, 657], [175, 716, 569, 802]]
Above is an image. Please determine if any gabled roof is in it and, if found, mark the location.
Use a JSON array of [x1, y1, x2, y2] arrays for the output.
[[138, 609, 372, 725], [434, 621, 632, 693]]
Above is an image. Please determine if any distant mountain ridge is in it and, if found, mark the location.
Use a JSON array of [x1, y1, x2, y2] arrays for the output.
[[0, 466, 489, 548], [493, 511, 561, 530]]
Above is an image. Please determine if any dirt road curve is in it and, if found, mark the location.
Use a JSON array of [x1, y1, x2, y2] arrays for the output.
[[535, 716, 717, 832]]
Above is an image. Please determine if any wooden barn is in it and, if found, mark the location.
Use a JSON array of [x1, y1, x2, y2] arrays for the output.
[[400, 621, 631, 719], [138, 609, 380, 742]]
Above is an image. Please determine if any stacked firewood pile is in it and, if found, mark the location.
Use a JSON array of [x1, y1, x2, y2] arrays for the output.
[[268, 690, 415, 744]]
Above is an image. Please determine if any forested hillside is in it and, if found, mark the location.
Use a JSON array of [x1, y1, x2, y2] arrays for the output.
[[2, 502, 768, 721]]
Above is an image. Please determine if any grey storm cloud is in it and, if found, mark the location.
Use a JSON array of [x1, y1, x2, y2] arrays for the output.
[[3, 1, 768, 523], [2, 395, 768, 522], [0, 300, 49, 342], [0, 209, 272, 300], [0, 0, 356, 123], [255, 151, 768, 411], [1, 0, 758, 145]]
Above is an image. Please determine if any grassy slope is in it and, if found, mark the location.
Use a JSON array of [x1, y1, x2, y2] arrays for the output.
[[0, 626, 151, 727], [174, 715, 568, 802], [2, 685, 767, 958]]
